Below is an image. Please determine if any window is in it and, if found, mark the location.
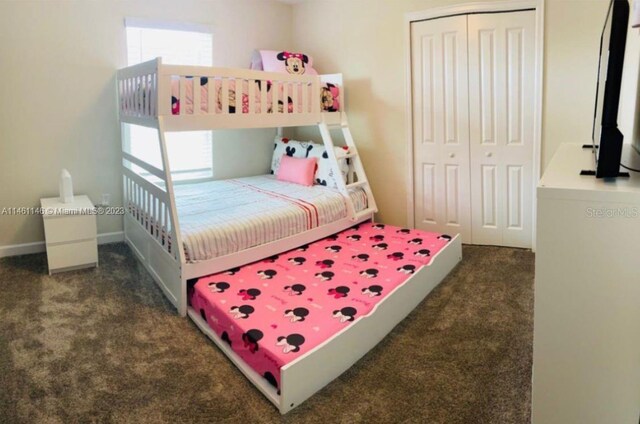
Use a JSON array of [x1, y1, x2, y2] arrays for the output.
[[125, 19, 214, 181]]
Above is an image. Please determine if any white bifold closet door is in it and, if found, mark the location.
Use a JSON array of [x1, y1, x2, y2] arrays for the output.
[[411, 10, 535, 248], [411, 15, 472, 241], [468, 11, 535, 248]]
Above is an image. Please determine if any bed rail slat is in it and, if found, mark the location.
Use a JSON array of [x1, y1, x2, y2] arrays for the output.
[[148, 191, 153, 232], [260, 79, 268, 114], [282, 82, 289, 115], [160, 200, 165, 242], [236, 78, 243, 113], [146, 74, 153, 116], [139, 76, 145, 116], [154, 198, 160, 241], [179, 77, 187, 116], [123, 79, 128, 113], [221, 78, 229, 114], [146, 191, 151, 231], [272, 81, 279, 114], [142, 188, 147, 230], [292, 82, 299, 114], [208, 77, 215, 115], [143, 75, 149, 116], [302, 83, 309, 114], [128, 79, 132, 113], [133, 76, 139, 115], [151, 73, 157, 116], [313, 79, 321, 114], [130, 77, 136, 115], [193, 77, 201, 115], [137, 185, 142, 221], [151, 196, 156, 235], [248, 80, 255, 115]]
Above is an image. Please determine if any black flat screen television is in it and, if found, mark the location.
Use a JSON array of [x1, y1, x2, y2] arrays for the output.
[[592, 0, 629, 178]]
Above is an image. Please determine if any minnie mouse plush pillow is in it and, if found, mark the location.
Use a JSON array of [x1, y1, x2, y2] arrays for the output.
[[252, 50, 319, 76]]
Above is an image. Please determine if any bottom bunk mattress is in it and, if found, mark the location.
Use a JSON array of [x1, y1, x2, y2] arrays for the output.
[[188, 221, 453, 392], [176, 175, 367, 262]]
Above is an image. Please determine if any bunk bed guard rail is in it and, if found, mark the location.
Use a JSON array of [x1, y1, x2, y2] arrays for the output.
[[117, 58, 343, 129]]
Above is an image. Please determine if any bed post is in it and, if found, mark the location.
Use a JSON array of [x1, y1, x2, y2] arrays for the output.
[[157, 116, 187, 315]]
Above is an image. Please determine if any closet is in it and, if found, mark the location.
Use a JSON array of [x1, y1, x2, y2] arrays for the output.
[[411, 10, 535, 248]]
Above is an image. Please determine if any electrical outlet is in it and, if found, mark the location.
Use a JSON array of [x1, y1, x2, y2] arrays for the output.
[[101, 193, 110, 206]]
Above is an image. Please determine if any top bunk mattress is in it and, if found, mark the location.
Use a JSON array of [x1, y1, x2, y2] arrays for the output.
[[174, 175, 367, 262]]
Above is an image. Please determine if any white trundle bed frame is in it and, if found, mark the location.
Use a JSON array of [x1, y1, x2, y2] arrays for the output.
[[117, 57, 461, 413]]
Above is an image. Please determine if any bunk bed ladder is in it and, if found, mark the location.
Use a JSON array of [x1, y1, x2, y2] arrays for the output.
[[318, 115, 378, 221]]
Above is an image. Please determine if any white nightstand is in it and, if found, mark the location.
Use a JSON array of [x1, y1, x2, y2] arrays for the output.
[[41, 195, 98, 274]]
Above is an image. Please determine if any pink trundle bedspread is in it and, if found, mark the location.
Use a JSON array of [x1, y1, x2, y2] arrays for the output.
[[188, 221, 452, 392]]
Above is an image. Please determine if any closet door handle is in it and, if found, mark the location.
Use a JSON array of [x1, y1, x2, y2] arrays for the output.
[[485, 152, 493, 158], [449, 153, 455, 158]]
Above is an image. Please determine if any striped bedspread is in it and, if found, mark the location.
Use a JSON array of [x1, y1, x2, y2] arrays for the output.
[[174, 175, 367, 262]]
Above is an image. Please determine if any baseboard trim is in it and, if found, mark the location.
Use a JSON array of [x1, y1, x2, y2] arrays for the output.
[[97, 231, 126, 245], [0, 241, 45, 258], [0, 231, 125, 258]]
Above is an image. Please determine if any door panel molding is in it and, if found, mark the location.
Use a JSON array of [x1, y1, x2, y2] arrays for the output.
[[421, 163, 436, 223], [445, 164, 460, 225], [443, 32, 460, 145], [479, 29, 497, 146], [506, 27, 524, 146], [421, 36, 436, 144], [507, 165, 524, 229], [481, 165, 498, 228]]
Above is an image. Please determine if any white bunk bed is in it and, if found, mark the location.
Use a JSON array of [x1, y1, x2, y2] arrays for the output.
[[117, 58, 462, 413], [117, 58, 377, 316]]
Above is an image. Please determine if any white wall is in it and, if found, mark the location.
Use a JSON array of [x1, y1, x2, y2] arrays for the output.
[[620, 18, 640, 151], [0, 0, 292, 247], [2, 0, 636, 247], [291, 0, 616, 227]]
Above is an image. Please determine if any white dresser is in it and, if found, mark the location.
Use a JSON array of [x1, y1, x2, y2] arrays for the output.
[[532, 143, 640, 424], [41, 195, 98, 274]]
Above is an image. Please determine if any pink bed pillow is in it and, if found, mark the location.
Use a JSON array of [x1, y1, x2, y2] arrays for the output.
[[276, 155, 318, 186]]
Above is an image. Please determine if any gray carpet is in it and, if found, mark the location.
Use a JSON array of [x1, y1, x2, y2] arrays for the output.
[[0, 243, 534, 424]]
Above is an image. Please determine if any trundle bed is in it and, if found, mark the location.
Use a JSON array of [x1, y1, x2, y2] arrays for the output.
[[189, 222, 461, 413], [117, 57, 461, 413]]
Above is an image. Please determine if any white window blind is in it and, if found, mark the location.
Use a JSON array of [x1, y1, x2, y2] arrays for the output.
[[125, 19, 214, 181]]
